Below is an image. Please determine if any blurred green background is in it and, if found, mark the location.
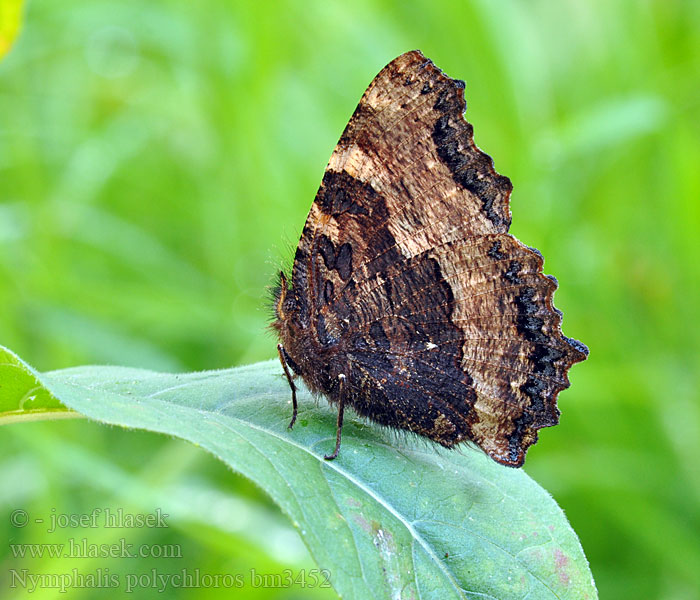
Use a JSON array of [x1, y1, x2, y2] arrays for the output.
[[1, 0, 699, 598]]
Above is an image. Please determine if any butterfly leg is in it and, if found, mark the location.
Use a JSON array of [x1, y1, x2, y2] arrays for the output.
[[277, 343, 298, 429], [324, 373, 346, 460]]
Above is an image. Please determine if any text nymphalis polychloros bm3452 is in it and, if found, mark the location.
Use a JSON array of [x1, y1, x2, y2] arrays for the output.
[[271, 50, 587, 467]]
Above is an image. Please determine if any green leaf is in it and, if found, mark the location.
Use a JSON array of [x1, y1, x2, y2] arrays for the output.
[[0, 344, 597, 599], [0, 0, 24, 60], [0, 346, 80, 423]]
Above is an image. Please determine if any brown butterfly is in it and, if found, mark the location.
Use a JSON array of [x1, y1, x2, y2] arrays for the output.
[[271, 50, 587, 467]]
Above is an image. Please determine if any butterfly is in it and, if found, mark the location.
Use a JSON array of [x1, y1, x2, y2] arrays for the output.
[[271, 50, 587, 467]]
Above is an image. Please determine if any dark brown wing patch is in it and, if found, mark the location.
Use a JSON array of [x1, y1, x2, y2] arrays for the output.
[[274, 50, 587, 467]]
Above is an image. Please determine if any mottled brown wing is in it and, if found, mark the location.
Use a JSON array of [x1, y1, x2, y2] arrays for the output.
[[291, 50, 587, 466], [292, 50, 511, 326], [325, 234, 587, 465]]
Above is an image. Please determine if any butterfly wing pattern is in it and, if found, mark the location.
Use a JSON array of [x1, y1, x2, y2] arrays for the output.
[[272, 50, 588, 467]]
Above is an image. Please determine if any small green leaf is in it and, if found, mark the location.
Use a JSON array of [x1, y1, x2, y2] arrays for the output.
[[0, 344, 597, 599], [0, 0, 24, 60], [0, 346, 79, 423]]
